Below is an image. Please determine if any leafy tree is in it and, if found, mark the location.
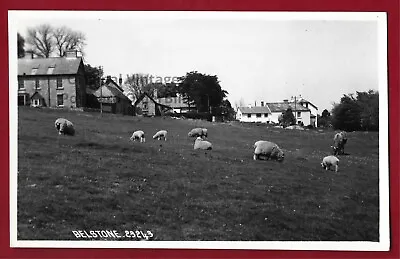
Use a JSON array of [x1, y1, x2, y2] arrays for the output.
[[177, 71, 228, 114], [357, 90, 379, 131], [279, 108, 296, 127], [318, 109, 332, 128], [84, 64, 104, 90], [26, 24, 86, 57], [17, 33, 25, 58], [331, 94, 362, 131]]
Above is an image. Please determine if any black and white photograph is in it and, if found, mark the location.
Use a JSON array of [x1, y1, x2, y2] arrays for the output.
[[9, 11, 389, 250]]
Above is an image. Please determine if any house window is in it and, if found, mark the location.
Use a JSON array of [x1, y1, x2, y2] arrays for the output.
[[32, 99, 41, 107], [247, 114, 251, 118], [264, 113, 268, 117], [47, 66, 55, 74], [143, 102, 148, 110], [57, 94, 64, 106], [256, 113, 261, 118], [18, 96, 25, 106], [297, 111, 301, 117], [57, 78, 63, 89], [31, 68, 38, 75], [18, 79, 25, 89], [35, 79, 40, 89]]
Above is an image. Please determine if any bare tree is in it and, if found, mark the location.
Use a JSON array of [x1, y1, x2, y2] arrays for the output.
[[124, 74, 151, 101], [54, 26, 86, 57], [234, 97, 245, 110], [26, 24, 54, 58], [26, 24, 86, 57]]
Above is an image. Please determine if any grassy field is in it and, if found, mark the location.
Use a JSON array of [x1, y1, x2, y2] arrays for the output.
[[17, 107, 380, 241]]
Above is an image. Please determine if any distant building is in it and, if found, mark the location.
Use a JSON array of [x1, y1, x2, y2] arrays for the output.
[[156, 94, 197, 113], [133, 91, 172, 116], [236, 98, 317, 126], [17, 50, 86, 108], [92, 76, 133, 115]]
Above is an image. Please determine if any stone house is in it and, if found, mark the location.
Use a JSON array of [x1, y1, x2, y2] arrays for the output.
[[17, 50, 86, 108]]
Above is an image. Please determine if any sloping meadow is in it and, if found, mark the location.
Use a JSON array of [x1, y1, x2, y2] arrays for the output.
[[17, 107, 379, 241]]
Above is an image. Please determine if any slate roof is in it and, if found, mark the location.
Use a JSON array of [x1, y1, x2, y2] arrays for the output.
[[298, 98, 318, 110], [266, 102, 310, 112], [134, 92, 172, 109], [238, 106, 272, 114], [156, 97, 194, 108], [18, 57, 83, 76], [93, 81, 131, 101]]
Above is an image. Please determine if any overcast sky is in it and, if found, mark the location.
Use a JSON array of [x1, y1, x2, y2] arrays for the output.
[[14, 11, 383, 113]]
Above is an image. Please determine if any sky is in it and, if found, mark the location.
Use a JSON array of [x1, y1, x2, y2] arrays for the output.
[[14, 11, 383, 113]]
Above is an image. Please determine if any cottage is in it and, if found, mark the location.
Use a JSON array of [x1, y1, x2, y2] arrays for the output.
[[297, 97, 318, 127], [133, 91, 172, 116], [93, 76, 133, 115], [236, 98, 317, 126], [235, 105, 272, 123], [18, 50, 86, 108], [156, 94, 197, 113]]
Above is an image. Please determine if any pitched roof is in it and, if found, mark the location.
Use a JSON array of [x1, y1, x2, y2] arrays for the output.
[[298, 98, 318, 110], [93, 81, 131, 101], [238, 106, 272, 114], [134, 92, 172, 109], [156, 97, 194, 108], [30, 92, 44, 100], [18, 57, 83, 76], [266, 102, 310, 112]]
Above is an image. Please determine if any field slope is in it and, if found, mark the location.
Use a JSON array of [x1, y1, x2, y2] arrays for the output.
[[17, 107, 379, 241]]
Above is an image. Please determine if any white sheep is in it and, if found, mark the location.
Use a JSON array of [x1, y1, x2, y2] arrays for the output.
[[130, 130, 146, 143], [188, 128, 208, 138], [153, 130, 168, 141], [321, 155, 340, 172], [194, 137, 212, 150], [253, 140, 284, 162], [54, 118, 75, 136]]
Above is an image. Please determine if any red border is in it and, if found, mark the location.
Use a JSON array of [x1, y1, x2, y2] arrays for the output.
[[2, 0, 399, 258]]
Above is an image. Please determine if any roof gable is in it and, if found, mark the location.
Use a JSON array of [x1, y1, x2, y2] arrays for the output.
[[134, 92, 171, 109], [18, 57, 83, 76]]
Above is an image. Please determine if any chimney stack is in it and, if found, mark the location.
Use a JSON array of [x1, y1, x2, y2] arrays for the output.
[[283, 99, 289, 103], [255, 101, 256, 106], [261, 101, 264, 107], [153, 88, 158, 99], [65, 49, 78, 58], [119, 74, 123, 86]]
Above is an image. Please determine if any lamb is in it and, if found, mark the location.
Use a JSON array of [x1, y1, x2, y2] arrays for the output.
[[194, 137, 212, 150], [321, 155, 340, 172], [188, 128, 208, 138], [153, 130, 168, 141], [130, 130, 146, 143], [253, 140, 284, 162], [54, 118, 75, 136]]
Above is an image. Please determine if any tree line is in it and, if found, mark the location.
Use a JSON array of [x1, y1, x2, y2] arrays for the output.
[[318, 90, 379, 131]]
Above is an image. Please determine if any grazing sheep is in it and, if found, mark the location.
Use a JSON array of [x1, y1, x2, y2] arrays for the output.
[[130, 130, 146, 143], [54, 118, 75, 136], [331, 131, 348, 155], [194, 137, 212, 150], [321, 155, 340, 172], [188, 128, 208, 138], [253, 140, 284, 162], [153, 130, 168, 141]]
